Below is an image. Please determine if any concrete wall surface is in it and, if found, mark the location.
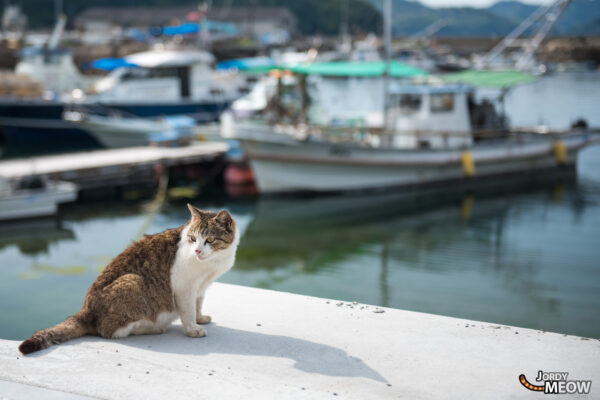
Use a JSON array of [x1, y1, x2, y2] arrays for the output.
[[0, 283, 598, 399]]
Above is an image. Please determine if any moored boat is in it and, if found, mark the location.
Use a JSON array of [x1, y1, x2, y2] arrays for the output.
[[62, 107, 196, 148], [0, 176, 77, 221], [238, 126, 596, 193], [228, 63, 599, 194]]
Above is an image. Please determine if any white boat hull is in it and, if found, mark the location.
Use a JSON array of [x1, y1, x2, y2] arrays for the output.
[[0, 181, 77, 220], [69, 115, 195, 148], [78, 118, 165, 148], [239, 130, 598, 193]]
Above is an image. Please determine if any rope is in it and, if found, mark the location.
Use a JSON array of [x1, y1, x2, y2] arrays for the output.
[[135, 166, 169, 240]]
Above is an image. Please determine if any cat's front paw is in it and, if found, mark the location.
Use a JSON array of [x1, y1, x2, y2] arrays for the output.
[[196, 315, 212, 324], [184, 325, 206, 338]]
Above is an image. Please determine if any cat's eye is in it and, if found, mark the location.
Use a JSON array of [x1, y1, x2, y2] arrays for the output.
[[205, 237, 215, 244], [189, 235, 196, 242]]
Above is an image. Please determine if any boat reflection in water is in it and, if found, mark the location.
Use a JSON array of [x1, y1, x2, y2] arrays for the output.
[[1, 163, 599, 339], [0, 218, 75, 256], [231, 168, 600, 338]]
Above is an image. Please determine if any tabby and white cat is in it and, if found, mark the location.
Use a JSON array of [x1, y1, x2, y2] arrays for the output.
[[19, 204, 239, 354]]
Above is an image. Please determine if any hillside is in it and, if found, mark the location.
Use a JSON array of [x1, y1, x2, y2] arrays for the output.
[[3, 0, 600, 37], [368, 0, 600, 37], [2, 0, 381, 35]]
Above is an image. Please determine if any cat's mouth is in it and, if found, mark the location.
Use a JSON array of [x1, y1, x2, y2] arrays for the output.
[[196, 253, 210, 261]]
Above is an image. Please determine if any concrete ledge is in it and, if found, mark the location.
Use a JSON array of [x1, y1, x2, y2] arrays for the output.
[[1, 283, 598, 399]]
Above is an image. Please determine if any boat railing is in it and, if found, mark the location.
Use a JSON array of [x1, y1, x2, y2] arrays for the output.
[[238, 117, 597, 148]]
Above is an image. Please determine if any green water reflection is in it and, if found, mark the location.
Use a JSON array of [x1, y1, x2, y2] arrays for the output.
[[1, 146, 600, 340]]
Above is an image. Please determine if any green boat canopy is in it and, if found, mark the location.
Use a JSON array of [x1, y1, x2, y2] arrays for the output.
[[441, 69, 536, 88], [245, 61, 428, 78], [286, 61, 428, 77]]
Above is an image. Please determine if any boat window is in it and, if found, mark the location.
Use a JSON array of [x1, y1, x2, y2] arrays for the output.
[[148, 67, 180, 78], [430, 93, 454, 113], [18, 176, 45, 190], [122, 68, 150, 81], [398, 94, 422, 114], [122, 67, 181, 81]]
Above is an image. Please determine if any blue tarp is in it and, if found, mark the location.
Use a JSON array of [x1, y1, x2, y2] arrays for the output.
[[163, 23, 199, 36], [217, 57, 275, 71], [161, 20, 239, 36], [88, 58, 138, 71]]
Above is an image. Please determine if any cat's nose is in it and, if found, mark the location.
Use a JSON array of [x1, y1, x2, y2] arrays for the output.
[[195, 249, 202, 255]]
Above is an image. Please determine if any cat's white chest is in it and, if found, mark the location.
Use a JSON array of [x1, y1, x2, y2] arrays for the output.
[[170, 226, 238, 300]]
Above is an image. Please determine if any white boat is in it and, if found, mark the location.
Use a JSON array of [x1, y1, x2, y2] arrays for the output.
[[227, 63, 599, 194], [87, 48, 248, 121], [0, 176, 77, 220], [63, 109, 196, 148], [237, 125, 596, 193], [14, 15, 97, 97]]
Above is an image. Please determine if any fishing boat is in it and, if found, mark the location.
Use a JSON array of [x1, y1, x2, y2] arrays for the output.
[[62, 107, 197, 148], [0, 175, 77, 221], [227, 64, 599, 194], [88, 48, 247, 120]]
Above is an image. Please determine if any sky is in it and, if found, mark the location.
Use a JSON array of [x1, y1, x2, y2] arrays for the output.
[[419, 0, 553, 7]]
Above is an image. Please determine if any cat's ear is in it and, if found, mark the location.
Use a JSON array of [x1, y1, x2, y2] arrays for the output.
[[187, 203, 202, 220], [214, 210, 233, 231]]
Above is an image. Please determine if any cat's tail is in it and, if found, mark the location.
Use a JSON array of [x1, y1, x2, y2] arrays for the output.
[[19, 313, 92, 355]]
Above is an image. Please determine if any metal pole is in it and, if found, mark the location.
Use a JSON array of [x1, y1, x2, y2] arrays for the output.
[[340, 0, 350, 53], [383, 0, 392, 135], [55, 0, 63, 23]]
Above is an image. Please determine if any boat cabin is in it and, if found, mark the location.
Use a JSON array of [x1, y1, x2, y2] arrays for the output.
[[388, 83, 474, 149], [91, 50, 243, 103], [231, 61, 515, 150]]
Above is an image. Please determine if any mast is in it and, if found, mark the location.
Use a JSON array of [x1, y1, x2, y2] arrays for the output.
[[54, 0, 63, 24], [481, 0, 572, 71], [382, 0, 392, 134], [516, 0, 571, 71], [340, 0, 351, 54]]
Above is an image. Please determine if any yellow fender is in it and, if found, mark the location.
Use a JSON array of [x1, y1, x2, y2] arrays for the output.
[[460, 195, 474, 221], [461, 151, 475, 177], [553, 141, 567, 165]]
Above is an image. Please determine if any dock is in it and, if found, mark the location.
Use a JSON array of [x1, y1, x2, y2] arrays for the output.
[[0, 142, 228, 195], [0, 283, 598, 399]]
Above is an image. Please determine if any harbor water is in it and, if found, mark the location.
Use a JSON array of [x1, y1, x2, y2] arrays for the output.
[[1, 71, 600, 341]]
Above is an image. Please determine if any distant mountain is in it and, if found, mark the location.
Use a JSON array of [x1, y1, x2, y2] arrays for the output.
[[1, 0, 382, 35], [367, 0, 517, 36], [5, 0, 600, 37], [488, 0, 600, 35], [582, 17, 600, 35], [368, 0, 600, 36], [550, 0, 600, 35], [487, 1, 538, 23]]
